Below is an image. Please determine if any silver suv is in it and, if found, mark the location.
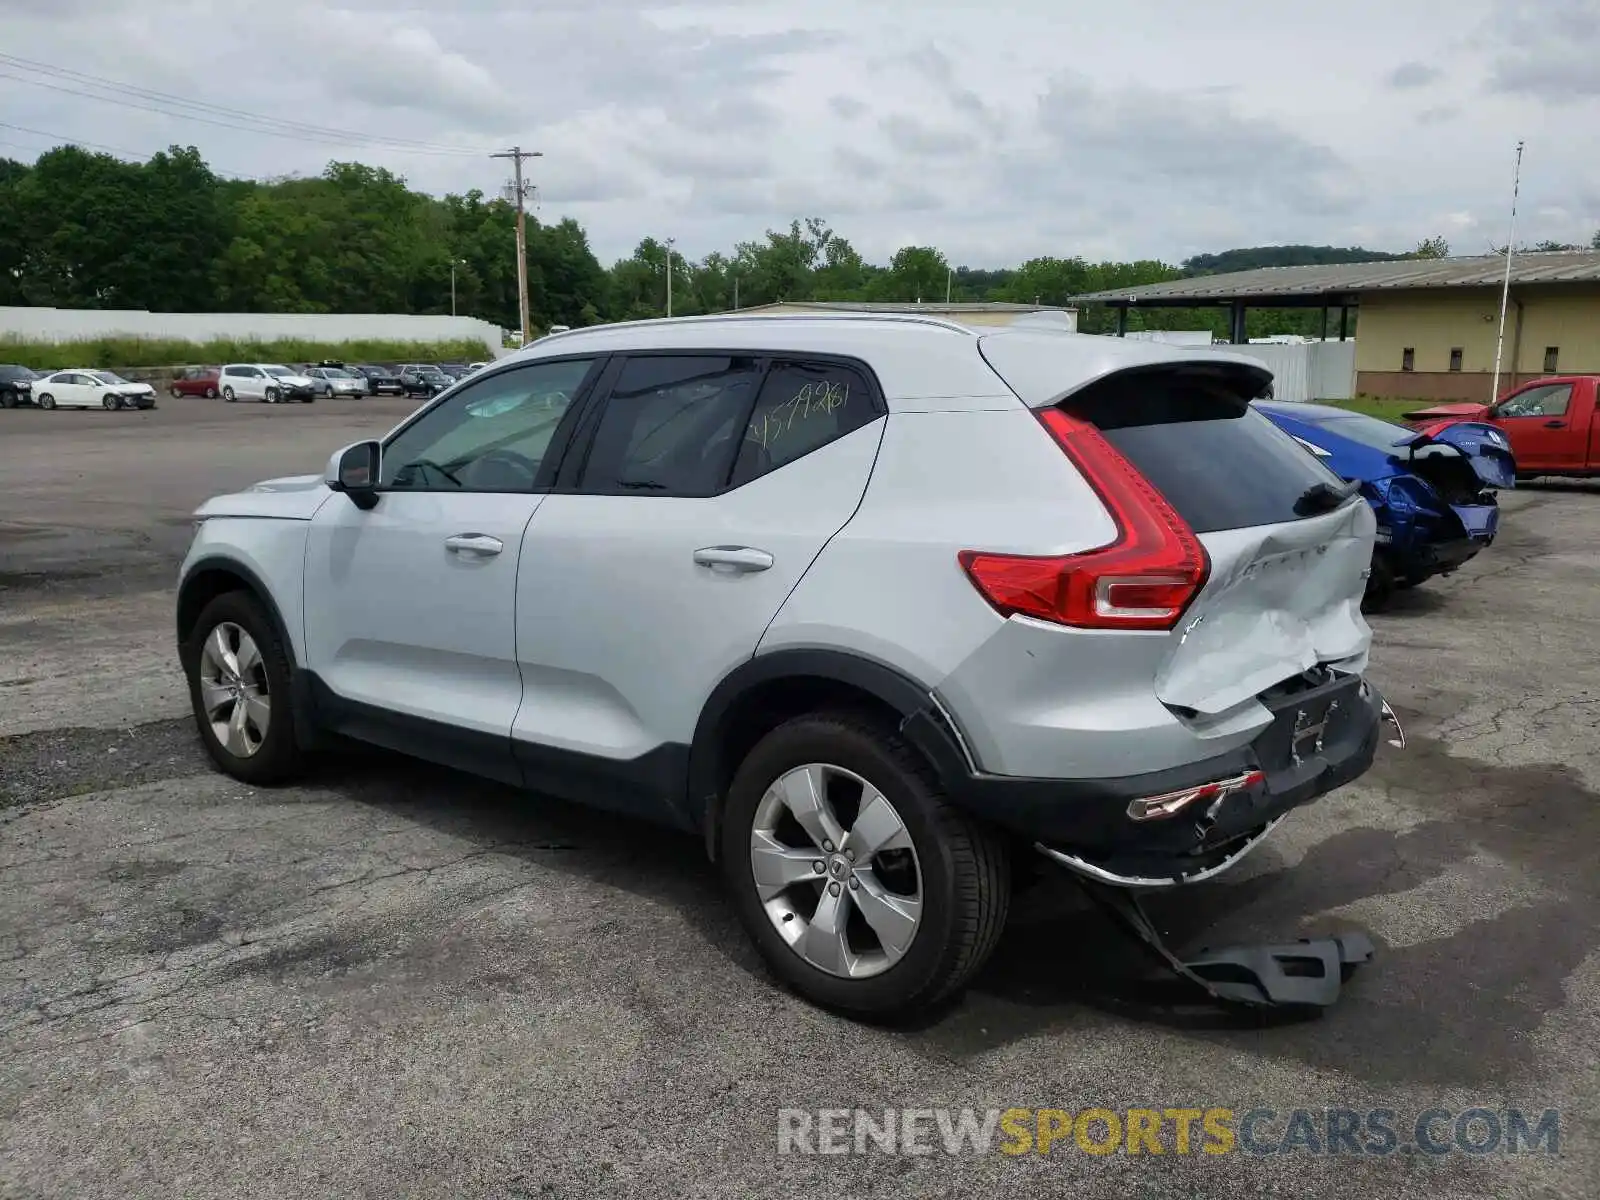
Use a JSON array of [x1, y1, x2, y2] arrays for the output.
[[175, 314, 1386, 1016]]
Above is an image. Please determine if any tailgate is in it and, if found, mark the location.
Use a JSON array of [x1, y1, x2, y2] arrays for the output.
[[1156, 499, 1373, 715]]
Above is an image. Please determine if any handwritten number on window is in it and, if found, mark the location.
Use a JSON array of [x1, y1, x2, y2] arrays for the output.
[[751, 380, 849, 450]]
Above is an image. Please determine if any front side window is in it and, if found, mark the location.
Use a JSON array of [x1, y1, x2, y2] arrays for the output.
[[1499, 384, 1572, 418], [578, 355, 765, 496], [380, 357, 597, 492], [93, 372, 126, 385]]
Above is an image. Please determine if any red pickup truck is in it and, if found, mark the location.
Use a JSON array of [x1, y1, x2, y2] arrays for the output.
[[1405, 375, 1600, 479]]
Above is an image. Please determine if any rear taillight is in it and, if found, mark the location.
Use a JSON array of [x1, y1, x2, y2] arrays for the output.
[[958, 407, 1209, 631]]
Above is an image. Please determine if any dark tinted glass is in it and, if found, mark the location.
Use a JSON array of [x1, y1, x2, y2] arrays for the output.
[[730, 360, 879, 486], [1060, 374, 1344, 534], [580, 355, 764, 496]]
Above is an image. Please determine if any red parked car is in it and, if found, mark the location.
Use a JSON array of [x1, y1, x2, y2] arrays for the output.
[[1406, 375, 1600, 480], [170, 367, 221, 399]]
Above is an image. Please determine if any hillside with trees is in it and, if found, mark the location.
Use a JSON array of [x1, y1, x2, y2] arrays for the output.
[[5, 144, 1590, 344]]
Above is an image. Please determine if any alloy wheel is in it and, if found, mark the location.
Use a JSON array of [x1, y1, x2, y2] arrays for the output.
[[749, 763, 923, 980], [197, 621, 272, 758]]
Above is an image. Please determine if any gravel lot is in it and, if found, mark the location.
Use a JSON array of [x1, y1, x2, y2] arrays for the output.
[[1, 397, 1596, 1199]]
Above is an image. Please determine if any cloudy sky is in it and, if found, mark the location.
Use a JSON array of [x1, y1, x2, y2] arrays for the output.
[[3, 0, 1598, 267]]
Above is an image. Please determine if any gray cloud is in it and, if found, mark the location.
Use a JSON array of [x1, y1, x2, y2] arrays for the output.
[[1387, 61, 1442, 89], [1029, 73, 1358, 217], [879, 114, 978, 158], [1486, 0, 1600, 100], [5, 0, 1600, 268]]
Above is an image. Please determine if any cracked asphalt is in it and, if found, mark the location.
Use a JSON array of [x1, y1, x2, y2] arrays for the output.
[[2, 399, 1597, 1199]]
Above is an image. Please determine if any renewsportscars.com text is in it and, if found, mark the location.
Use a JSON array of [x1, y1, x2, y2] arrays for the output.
[[777, 1106, 1561, 1157]]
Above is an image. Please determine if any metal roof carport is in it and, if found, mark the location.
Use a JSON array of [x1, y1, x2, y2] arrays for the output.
[[1070, 251, 1600, 344]]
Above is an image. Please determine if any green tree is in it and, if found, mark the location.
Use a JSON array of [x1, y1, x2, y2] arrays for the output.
[[1412, 236, 1450, 259]]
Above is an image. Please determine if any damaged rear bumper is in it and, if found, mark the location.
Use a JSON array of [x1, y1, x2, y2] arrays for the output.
[[911, 673, 1396, 889]]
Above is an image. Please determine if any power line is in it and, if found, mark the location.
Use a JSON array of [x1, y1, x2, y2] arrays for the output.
[[0, 119, 145, 159], [0, 53, 491, 157]]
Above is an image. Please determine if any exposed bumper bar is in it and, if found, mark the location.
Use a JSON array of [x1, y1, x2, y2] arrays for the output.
[[1034, 815, 1287, 889]]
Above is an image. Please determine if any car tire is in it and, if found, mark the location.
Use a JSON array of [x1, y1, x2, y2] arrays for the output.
[[102, 395, 117, 410], [302, 395, 314, 404], [222, 386, 236, 403], [1, 392, 14, 409], [169, 385, 181, 399], [1363, 552, 1396, 612], [205, 386, 217, 399], [264, 387, 280, 404], [183, 590, 305, 786], [721, 709, 1010, 1018], [37, 393, 55, 410]]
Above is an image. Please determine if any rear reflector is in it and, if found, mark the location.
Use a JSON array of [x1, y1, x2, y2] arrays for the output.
[[1126, 769, 1265, 822], [958, 408, 1210, 630]]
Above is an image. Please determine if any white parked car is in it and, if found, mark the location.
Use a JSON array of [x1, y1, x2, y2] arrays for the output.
[[32, 370, 157, 410], [218, 364, 317, 404], [176, 313, 1390, 1017], [304, 367, 367, 398]]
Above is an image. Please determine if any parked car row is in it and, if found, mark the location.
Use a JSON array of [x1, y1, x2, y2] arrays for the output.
[[0, 365, 156, 410], [1, 359, 491, 409]]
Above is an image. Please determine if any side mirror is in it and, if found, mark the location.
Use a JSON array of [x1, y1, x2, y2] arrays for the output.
[[325, 440, 381, 510]]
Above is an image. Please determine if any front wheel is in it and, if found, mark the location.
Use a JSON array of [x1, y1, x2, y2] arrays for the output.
[[102, 394, 117, 410], [37, 393, 55, 410], [1363, 553, 1396, 612], [721, 710, 1010, 1018], [264, 387, 280, 404], [183, 590, 304, 785]]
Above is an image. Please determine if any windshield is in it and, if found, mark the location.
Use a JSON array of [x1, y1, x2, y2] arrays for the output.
[[1304, 413, 1417, 453], [93, 372, 128, 385], [264, 366, 295, 378], [0, 366, 36, 381], [322, 368, 352, 378]]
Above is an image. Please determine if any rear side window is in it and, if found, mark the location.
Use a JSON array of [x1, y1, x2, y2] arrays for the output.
[[579, 355, 765, 496], [731, 360, 879, 486], [1059, 373, 1344, 534]]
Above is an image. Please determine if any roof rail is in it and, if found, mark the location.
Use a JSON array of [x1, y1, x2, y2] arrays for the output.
[[534, 311, 977, 344]]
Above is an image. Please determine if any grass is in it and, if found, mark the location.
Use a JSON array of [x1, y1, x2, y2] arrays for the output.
[[0, 335, 491, 371], [1322, 395, 1448, 421]]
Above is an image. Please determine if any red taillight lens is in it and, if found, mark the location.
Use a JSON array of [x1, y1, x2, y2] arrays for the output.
[[958, 408, 1210, 631]]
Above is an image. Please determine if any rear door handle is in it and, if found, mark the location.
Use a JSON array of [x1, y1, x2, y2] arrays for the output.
[[693, 545, 774, 573], [1543, 420, 1567, 428], [445, 533, 503, 557]]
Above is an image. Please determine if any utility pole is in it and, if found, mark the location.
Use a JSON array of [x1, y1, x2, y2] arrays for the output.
[[450, 259, 465, 318], [664, 237, 675, 318], [1490, 140, 1525, 405], [491, 146, 542, 344], [733, 273, 739, 311], [945, 267, 952, 304]]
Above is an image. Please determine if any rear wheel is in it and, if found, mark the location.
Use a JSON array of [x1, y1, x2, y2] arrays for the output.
[[169, 384, 182, 399], [205, 386, 217, 399], [1363, 552, 1396, 612], [183, 590, 304, 785], [37, 393, 55, 410], [722, 710, 1010, 1017], [222, 386, 236, 403]]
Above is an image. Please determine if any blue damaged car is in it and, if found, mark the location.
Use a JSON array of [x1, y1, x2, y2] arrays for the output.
[[1255, 401, 1515, 610]]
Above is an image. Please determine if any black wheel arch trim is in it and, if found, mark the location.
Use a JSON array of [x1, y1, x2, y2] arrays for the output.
[[176, 555, 321, 748], [688, 647, 971, 860]]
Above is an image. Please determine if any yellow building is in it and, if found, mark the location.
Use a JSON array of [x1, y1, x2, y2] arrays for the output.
[[735, 301, 1079, 331], [1075, 252, 1600, 401]]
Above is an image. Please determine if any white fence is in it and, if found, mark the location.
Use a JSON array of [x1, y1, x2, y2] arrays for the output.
[[0, 307, 506, 356], [1213, 341, 1355, 403]]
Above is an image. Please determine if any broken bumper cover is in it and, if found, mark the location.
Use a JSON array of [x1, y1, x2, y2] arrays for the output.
[[913, 673, 1394, 889]]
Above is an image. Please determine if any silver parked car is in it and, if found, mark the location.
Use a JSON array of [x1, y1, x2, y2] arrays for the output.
[[304, 366, 367, 398], [175, 313, 1388, 1016]]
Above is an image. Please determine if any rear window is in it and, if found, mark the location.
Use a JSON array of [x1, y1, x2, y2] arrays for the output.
[[1059, 371, 1345, 534], [1304, 412, 1414, 453]]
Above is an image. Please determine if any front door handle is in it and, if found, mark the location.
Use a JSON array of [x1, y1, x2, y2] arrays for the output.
[[1543, 420, 1567, 428], [693, 545, 774, 573], [445, 533, 503, 557]]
